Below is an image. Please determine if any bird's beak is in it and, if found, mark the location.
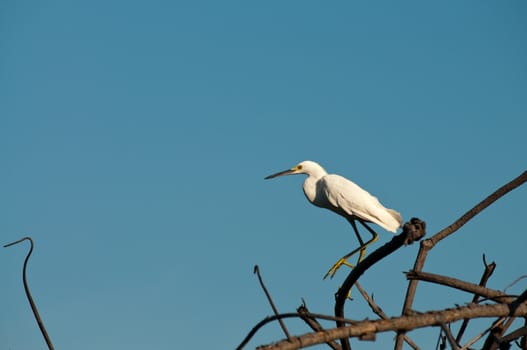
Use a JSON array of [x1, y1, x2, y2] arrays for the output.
[[264, 168, 295, 180]]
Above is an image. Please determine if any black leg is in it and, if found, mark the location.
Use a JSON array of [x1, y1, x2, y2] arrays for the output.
[[350, 219, 365, 246], [357, 219, 379, 250], [357, 219, 378, 239]]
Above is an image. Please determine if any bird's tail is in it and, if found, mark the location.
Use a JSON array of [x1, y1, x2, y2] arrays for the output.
[[387, 209, 403, 227]]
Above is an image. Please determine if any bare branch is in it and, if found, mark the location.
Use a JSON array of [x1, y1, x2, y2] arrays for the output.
[[297, 303, 341, 350], [395, 170, 527, 350], [335, 218, 426, 350], [455, 255, 496, 343], [430, 170, 527, 246], [521, 318, 527, 350], [523, 318, 527, 350], [500, 325, 527, 346], [459, 317, 506, 350], [440, 323, 459, 350], [355, 282, 419, 350], [481, 316, 516, 350], [254, 265, 291, 340], [4, 237, 55, 350], [481, 290, 527, 349], [259, 301, 527, 350], [236, 312, 358, 350], [504, 275, 527, 293], [406, 270, 511, 303], [437, 332, 446, 350], [511, 290, 527, 314]]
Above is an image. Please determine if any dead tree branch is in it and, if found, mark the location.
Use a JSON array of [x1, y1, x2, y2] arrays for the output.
[[459, 316, 506, 350], [456, 255, 496, 343], [405, 270, 512, 303], [504, 275, 527, 293], [440, 323, 459, 350], [355, 282, 419, 350], [297, 304, 342, 350], [335, 218, 426, 350], [236, 312, 358, 350], [481, 291, 527, 349], [254, 265, 291, 340], [4, 237, 55, 350], [246, 170, 526, 350], [395, 170, 527, 350], [259, 298, 527, 350], [501, 325, 527, 346], [481, 316, 516, 350]]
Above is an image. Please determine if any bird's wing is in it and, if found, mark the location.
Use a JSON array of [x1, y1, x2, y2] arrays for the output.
[[321, 174, 382, 217], [321, 174, 401, 232]]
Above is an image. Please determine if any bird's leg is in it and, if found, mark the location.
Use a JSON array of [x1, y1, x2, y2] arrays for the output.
[[357, 219, 379, 257], [324, 220, 367, 279], [351, 219, 366, 246]]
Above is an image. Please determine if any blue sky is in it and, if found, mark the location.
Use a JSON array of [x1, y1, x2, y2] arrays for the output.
[[1, 1, 526, 349]]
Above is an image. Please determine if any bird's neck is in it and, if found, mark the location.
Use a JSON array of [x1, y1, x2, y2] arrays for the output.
[[302, 177, 318, 203], [301, 164, 328, 204]]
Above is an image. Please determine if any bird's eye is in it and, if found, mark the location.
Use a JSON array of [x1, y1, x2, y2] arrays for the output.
[[296, 165, 303, 170]]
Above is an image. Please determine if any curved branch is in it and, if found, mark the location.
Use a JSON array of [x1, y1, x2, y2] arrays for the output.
[[4, 237, 55, 350], [236, 312, 358, 350], [504, 275, 527, 293], [334, 218, 426, 350], [259, 299, 527, 350]]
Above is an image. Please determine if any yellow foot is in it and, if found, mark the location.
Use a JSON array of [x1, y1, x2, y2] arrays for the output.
[[323, 258, 355, 279]]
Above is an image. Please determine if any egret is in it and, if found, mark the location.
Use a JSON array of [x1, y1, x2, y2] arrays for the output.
[[265, 160, 402, 279]]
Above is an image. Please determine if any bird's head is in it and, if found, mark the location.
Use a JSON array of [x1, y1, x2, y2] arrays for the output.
[[264, 160, 327, 180]]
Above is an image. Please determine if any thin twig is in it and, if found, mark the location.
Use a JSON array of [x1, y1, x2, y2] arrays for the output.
[[440, 323, 460, 350], [479, 291, 527, 349], [459, 317, 506, 350], [435, 329, 446, 350], [297, 303, 342, 350], [395, 170, 527, 350], [480, 292, 527, 350], [504, 275, 527, 294], [254, 265, 291, 340], [355, 282, 419, 350], [4, 237, 54, 350], [472, 290, 527, 350], [521, 318, 527, 350], [481, 316, 516, 350], [455, 255, 496, 343]]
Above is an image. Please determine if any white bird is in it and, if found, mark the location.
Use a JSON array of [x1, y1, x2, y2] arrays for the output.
[[265, 160, 402, 279]]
